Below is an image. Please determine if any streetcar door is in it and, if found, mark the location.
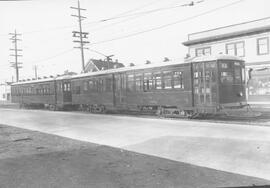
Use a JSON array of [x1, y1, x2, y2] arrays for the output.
[[114, 73, 127, 107], [193, 61, 217, 107], [62, 81, 72, 103]]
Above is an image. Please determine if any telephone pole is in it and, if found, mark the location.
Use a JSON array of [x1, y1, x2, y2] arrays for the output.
[[33, 65, 38, 79], [9, 30, 22, 82], [71, 0, 89, 73]]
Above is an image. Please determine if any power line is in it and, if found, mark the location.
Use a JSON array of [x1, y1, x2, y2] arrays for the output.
[[87, 0, 195, 33], [101, 0, 166, 20], [96, 0, 205, 23], [27, 48, 74, 64], [0, 0, 165, 37], [90, 0, 245, 45], [0, 0, 199, 36]]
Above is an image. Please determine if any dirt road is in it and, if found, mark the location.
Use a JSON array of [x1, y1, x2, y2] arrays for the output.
[[1, 124, 269, 188]]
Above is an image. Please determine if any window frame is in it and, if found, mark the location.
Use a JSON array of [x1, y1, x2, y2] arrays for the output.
[[257, 37, 269, 55], [195, 47, 211, 57], [225, 41, 245, 57]]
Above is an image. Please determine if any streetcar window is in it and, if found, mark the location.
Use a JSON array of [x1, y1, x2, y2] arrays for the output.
[[143, 73, 153, 91], [43, 85, 46, 95], [57, 83, 62, 92], [221, 63, 228, 69], [205, 62, 216, 68], [235, 66, 241, 84], [127, 74, 134, 92], [220, 71, 233, 83], [194, 72, 199, 78], [135, 74, 142, 91], [88, 80, 94, 91], [163, 71, 172, 89], [64, 84, 67, 91], [67, 83, 71, 91], [105, 78, 112, 92], [89, 80, 98, 92], [63, 83, 71, 92], [83, 81, 88, 91], [173, 71, 184, 89], [98, 79, 104, 92], [242, 68, 245, 83], [234, 62, 241, 66], [194, 87, 199, 94], [75, 86, 80, 94], [153, 72, 162, 90]]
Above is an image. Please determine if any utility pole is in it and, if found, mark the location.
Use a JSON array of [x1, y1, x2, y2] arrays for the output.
[[71, 0, 89, 73], [33, 65, 38, 79], [9, 30, 22, 82], [106, 55, 114, 69]]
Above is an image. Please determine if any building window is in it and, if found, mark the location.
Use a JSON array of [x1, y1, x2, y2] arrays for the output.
[[257, 37, 269, 55], [226, 41, 245, 57], [195, 47, 211, 57]]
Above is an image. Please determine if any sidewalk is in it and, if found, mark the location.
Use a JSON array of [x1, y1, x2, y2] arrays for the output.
[[0, 101, 19, 109], [249, 102, 270, 114]]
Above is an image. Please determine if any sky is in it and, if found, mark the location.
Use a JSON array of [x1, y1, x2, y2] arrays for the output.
[[1, 0, 270, 83]]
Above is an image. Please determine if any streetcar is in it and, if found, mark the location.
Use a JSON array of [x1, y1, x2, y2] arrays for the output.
[[11, 54, 247, 118]]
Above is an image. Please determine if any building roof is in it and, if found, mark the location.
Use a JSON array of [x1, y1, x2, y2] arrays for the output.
[[183, 17, 270, 46], [85, 59, 125, 72]]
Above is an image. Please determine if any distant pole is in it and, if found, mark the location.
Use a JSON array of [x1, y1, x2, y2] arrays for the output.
[[9, 30, 23, 82], [71, 0, 89, 73], [34, 65, 38, 79], [106, 55, 114, 69]]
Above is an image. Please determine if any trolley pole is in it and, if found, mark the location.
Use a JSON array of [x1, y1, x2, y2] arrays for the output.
[[9, 30, 22, 82], [71, 0, 89, 73]]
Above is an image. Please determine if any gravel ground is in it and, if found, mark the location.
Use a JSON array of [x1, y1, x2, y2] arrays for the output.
[[0, 124, 269, 188]]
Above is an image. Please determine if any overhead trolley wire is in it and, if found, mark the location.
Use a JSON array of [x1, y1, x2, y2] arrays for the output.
[[87, 0, 190, 32], [90, 0, 246, 45], [27, 48, 75, 64]]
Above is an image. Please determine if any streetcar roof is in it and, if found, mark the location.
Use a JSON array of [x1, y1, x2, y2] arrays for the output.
[[11, 74, 72, 86], [185, 54, 243, 63], [11, 77, 55, 86], [71, 59, 188, 79], [11, 54, 243, 85], [71, 54, 243, 80]]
